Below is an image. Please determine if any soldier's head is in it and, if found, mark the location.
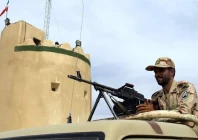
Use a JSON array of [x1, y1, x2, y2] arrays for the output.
[[145, 57, 176, 86]]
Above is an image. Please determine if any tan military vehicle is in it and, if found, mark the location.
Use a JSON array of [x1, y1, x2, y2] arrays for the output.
[[0, 74, 197, 139], [0, 110, 198, 140]]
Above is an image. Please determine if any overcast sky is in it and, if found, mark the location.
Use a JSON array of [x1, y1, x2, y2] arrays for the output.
[[0, 0, 198, 120]]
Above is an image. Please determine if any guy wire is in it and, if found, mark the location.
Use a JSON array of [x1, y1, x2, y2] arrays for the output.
[[68, 0, 84, 115], [51, 7, 63, 43]]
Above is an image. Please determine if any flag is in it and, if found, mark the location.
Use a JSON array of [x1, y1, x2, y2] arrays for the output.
[[0, 7, 8, 16], [0, 0, 9, 17]]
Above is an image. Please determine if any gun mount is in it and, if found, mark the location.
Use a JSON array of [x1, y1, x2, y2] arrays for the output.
[[68, 71, 146, 121]]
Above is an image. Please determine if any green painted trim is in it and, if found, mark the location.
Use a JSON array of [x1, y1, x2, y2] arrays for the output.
[[14, 45, 91, 66]]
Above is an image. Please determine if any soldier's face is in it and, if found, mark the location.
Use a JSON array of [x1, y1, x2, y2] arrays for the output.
[[154, 68, 172, 86]]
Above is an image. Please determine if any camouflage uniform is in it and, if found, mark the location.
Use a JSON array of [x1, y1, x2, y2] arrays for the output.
[[145, 57, 198, 135]]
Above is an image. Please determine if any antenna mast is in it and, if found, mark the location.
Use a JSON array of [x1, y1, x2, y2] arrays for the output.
[[43, 0, 52, 39]]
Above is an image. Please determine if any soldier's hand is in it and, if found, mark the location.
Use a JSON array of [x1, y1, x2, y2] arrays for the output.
[[136, 99, 154, 114]]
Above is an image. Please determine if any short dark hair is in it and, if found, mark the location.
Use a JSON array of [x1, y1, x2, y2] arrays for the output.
[[168, 68, 176, 77]]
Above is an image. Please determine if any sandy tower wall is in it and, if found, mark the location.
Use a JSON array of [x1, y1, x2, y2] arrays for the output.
[[0, 20, 92, 132]]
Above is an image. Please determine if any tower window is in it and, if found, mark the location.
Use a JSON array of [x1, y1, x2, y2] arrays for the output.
[[84, 90, 88, 99], [51, 82, 60, 92], [33, 37, 41, 45]]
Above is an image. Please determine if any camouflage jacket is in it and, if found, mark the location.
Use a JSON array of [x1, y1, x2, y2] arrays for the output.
[[151, 80, 198, 128]]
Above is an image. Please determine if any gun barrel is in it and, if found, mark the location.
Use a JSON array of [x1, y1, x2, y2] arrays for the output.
[[68, 75, 93, 85], [68, 75, 118, 91]]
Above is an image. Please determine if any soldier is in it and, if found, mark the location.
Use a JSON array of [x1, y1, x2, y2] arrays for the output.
[[136, 57, 198, 134]]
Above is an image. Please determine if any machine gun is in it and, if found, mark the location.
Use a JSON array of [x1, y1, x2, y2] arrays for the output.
[[68, 72, 146, 121]]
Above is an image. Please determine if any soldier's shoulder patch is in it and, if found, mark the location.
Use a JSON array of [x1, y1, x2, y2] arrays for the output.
[[181, 91, 188, 100]]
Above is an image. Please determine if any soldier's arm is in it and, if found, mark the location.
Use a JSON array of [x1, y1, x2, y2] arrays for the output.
[[151, 91, 161, 110], [174, 83, 197, 114], [136, 90, 162, 113], [152, 100, 160, 110]]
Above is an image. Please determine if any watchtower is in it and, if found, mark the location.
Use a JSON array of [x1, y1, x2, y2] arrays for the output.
[[0, 20, 92, 132]]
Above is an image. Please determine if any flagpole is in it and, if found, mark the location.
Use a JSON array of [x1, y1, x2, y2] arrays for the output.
[[5, 0, 9, 27], [6, 0, 9, 19], [6, 8, 8, 18], [4, 7, 9, 27]]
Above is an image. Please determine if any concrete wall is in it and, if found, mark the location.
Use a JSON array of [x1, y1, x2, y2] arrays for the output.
[[0, 21, 92, 132]]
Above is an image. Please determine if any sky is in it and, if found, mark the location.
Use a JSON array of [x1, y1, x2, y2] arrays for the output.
[[0, 0, 198, 120]]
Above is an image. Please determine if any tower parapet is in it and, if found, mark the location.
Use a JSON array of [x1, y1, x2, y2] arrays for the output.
[[0, 20, 92, 132]]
